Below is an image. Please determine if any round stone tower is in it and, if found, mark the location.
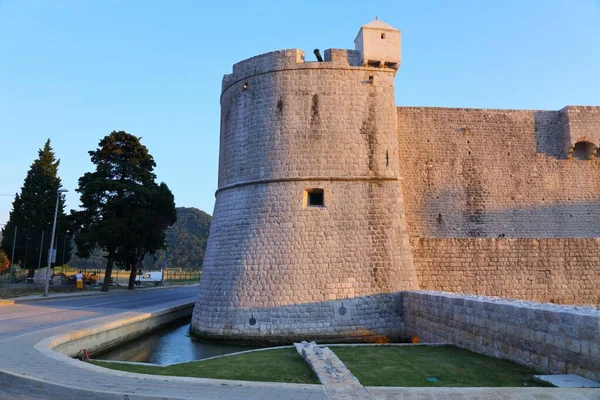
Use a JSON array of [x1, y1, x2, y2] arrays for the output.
[[191, 20, 418, 344]]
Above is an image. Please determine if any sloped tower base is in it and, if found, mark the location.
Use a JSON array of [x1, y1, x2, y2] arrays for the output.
[[191, 180, 416, 344]]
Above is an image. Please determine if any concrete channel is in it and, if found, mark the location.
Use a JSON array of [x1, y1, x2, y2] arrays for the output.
[[49, 302, 194, 358]]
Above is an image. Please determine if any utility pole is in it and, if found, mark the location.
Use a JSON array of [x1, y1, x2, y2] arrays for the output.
[[37, 231, 45, 270], [44, 188, 68, 297]]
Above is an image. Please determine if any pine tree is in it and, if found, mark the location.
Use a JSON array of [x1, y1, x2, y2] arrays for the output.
[[1, 140, 72, 280], [73, 131, 176, 291]]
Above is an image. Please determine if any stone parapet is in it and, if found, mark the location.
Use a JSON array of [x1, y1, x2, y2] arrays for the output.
[[222, 48, 390, 95]]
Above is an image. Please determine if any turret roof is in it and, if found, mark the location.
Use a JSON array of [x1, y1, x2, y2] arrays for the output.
[[361, 18, 399, 31]]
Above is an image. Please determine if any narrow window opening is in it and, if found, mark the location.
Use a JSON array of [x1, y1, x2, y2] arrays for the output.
[[305, 188, 325, 207], [386, 149, 389, 166], [381, 33, 386, 39]]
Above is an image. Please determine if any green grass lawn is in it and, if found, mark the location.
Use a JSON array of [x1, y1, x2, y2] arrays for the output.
[[90, 348, 319, 384], [91, 345, 551, 387], [331, 345, 551, 387]]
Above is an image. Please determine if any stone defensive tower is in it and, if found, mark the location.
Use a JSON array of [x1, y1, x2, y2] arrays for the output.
[[191, 19, 419, 344]]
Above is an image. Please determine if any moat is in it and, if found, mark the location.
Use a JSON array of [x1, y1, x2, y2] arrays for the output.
[[94, 319, 258, 365]]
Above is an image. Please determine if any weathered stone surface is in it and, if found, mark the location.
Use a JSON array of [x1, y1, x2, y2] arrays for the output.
[[404, 291, 600, 382], [298, 341, 375, 399], [192, 19, 600, 347], [411, 238, 600, 305], [192, 25, 418, 343]]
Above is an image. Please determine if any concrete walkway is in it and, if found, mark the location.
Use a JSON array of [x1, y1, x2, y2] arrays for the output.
[[0, 291, 598, 399]]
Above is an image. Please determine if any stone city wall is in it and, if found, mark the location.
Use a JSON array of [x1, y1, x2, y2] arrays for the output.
[[397, 106, 600, 239], [403, 291, 600, 382], [411, 238, 600, 305]]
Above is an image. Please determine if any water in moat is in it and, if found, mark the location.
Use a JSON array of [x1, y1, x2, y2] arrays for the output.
[[94, 318, 259, 365]]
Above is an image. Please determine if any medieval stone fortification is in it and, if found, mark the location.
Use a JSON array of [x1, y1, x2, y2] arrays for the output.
[[191, 19, 600, 347]]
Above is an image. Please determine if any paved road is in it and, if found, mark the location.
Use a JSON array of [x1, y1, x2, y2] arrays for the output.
[[0, 285, 198, 341]]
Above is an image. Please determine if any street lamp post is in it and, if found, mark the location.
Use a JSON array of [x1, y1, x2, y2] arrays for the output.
[[43, 188, 68, 297]]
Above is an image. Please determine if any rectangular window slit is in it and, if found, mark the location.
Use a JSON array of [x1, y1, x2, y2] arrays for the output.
[[305, 188, 325, 207]]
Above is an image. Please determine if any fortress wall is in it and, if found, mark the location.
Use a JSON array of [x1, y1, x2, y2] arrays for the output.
[[411, 238, 600, 305], [397, 107, 600, 238], [218, 57, 398, 188], [193, 181, 412, 343], [404, 291, 600, 382]]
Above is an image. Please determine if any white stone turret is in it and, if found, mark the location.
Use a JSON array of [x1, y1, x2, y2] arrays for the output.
[[354, 18, 401, 71]]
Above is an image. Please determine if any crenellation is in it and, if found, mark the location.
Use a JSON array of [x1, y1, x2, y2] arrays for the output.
[[323, 49, 362, 66]]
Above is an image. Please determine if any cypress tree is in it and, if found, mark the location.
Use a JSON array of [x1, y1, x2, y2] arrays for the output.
[[1, 140, 72, 280]]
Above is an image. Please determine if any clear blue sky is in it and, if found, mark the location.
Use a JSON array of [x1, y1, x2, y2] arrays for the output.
[[1, 0, 599, 225]]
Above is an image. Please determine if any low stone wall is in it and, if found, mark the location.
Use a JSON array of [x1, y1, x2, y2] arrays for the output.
[[192, 293, 406, 345], [403, 291, 600, 382], [411, 238, 600, 305]]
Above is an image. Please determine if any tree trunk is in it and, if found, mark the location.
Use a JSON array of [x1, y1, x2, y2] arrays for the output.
[[101, 253, 115, 292], [127, 262, 137, 290]]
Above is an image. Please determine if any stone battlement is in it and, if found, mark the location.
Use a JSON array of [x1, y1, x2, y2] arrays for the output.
[[221, 48, 392, 94]]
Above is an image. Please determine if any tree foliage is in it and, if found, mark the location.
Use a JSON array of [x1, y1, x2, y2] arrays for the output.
[[1, 140, 72, 279], [72, 131, 176, 291], [0, 250, 9, 273], [157, 207, 212, 270], [70, 207, 211, 272]]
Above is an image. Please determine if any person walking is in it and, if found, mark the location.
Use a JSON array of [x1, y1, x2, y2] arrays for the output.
[[75, 271, 84, 290]]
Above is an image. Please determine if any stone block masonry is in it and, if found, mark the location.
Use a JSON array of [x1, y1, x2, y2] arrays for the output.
[[403, 291, 600, 383], [397, 106, 600, 240], [412, 238, 600, 305], [192, 23, 419, 343], [193, 18, 600, 347]]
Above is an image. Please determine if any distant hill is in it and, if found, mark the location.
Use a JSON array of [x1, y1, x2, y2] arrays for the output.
[[160, 207, 212, 270], [70, 207, 212, 271]]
